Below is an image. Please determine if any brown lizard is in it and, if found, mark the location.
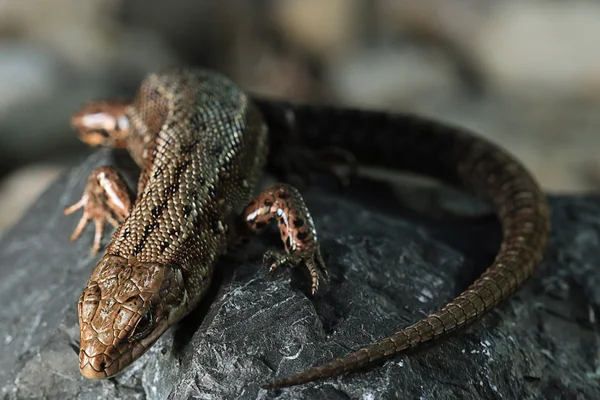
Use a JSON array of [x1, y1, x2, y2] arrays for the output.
[[65, 68, 550, 388]]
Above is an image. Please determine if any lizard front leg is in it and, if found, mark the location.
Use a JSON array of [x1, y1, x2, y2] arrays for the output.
[[65, 100, 134, 255], [243, 183, 328, 294], [65, 167, 132, 255]]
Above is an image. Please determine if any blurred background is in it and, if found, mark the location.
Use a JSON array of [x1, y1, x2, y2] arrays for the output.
[[1, 0, 600, 236]]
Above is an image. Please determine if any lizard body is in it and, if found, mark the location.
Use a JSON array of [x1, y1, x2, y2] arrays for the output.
[[66, 68, 550, 388]]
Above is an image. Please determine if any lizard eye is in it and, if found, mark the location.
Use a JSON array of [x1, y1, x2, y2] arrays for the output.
[[129, 308, 155, 341]]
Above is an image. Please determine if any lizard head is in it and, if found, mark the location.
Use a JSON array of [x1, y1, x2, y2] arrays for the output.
[[71, 100, 130, 148], [78, 254, 187, 379]]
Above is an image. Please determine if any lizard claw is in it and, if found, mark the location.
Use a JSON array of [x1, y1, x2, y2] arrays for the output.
[[263, 248, 328, 295], [64, 166, 132, 255], [65, 192, 119, 255]]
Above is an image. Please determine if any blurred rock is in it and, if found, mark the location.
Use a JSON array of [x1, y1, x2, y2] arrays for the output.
[[0, 164, 63, 235], [271, 0, 362, 61], [0, 43, 62, 115], [0, 0, 120, 70], [472, 1, 600, 99], [377, 0, 489, 50], [327, 45, 466, 111], [235, 48, 323, 101]]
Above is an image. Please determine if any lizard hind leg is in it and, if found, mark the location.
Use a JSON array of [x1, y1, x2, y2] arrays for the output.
[[64, 166, 133, 255], [243, 183, 328, 295]]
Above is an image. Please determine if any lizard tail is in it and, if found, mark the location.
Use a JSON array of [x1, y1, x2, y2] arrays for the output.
[[255, 99, 550, 389], [263, 242, 540, 389], [262, 315, 449, 389]]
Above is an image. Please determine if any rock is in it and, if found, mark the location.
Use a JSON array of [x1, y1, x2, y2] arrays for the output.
[[0, 164, 64, 235], [472, 2, 600, 99], [1, 149, 599, 399], [327, 46, 467, 111], [271, 0, 362, 61], [0, 0, 119, 69]]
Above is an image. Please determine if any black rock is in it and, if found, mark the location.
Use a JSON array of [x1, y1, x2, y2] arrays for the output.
[[1, 149, 599, 399]]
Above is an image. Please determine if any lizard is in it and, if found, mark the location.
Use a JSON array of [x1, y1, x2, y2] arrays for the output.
[[65, 67, 550, 389]]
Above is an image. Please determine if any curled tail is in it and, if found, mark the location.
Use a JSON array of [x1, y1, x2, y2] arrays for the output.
[[254, 99, 550, 389]]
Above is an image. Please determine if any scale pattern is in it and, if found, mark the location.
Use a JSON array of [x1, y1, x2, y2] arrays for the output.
[[71, 68, 550, 387], [254, 101, 550, 387]]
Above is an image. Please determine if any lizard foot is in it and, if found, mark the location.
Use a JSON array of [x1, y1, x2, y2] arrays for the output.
[[264, 247, 328, 295], [64, 166, 132, 255], [243, 183, 329, 295]]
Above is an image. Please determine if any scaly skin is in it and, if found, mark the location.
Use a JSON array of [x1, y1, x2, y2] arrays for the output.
[[71, 69, 270, 378], [66, 68, 550, 387], [255, 101, 550, 388]]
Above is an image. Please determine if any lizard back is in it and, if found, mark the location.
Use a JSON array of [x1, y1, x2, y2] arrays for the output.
[[108, 69, 269, 269], [75, 69, 269, 379]]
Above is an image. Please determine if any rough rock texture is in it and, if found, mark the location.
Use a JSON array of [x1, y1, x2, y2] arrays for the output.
[[1, 149, 599, 400]]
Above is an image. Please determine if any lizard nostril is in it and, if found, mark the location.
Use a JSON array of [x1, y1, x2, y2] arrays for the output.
[[99, 360, 106, 371]]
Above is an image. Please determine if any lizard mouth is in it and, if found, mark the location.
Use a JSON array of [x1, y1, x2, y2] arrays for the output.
[[79, 351, 119, 379], [79, 340, 146, 379], [79, 319, 169, 379], [77, 257, 188, 379]]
